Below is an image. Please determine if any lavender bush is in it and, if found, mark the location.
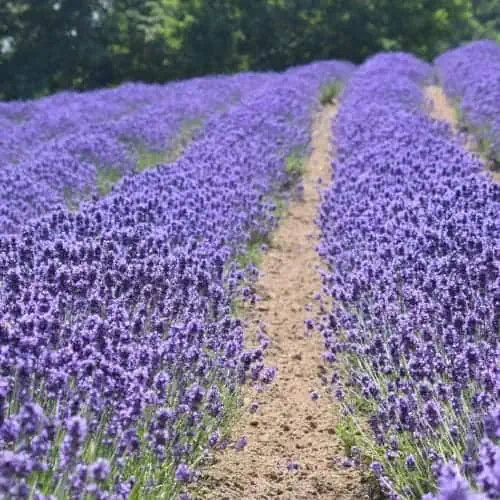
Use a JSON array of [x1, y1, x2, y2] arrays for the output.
[[435, 40, 500, 166], [0, 74, 266, 234], [318, 53, 499, 498], [0, 77, 259, 167], [0, 60, 353, 498]]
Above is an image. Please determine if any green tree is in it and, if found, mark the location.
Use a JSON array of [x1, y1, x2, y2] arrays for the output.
[[0, 0, 111, 99], [471, 0, 500, 40], [0, 0, 497, 100]]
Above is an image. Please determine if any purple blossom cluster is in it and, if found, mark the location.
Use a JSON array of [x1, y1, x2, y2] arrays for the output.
[[318, 53, 499, 498], [0, 60, 353, 498], [436, 40, 500, 165], [0, 75, 265, 234]]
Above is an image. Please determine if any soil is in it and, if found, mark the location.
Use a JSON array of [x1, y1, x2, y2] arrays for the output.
[[425, 85, 459, 128], [425, 85, 500, 183], [197, 104, 367, 499]]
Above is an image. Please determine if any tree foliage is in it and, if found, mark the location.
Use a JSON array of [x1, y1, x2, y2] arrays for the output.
[[0, 0, 498, 99]]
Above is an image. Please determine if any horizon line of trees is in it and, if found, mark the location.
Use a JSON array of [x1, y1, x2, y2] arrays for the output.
[[1, 0, 499, 100]]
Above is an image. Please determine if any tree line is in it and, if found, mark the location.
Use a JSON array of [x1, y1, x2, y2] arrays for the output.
[[1, 0, 498, 100]]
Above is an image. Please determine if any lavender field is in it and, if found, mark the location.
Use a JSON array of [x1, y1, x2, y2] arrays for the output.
[[0, 40, 498, 500]]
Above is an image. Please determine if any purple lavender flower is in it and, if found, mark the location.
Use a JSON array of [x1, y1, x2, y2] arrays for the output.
[[248, 401, 259, 414], [89, 458, 110, 483], [261, 367, 277, 384], [424, 401, 443, 429], [208, 432, 219, 448], [405, 455, 417, 470], [174, 464, 192, 483], [433, 462, 476, 500], [234, 436, 248, 451], [60, 416, 88, 467]]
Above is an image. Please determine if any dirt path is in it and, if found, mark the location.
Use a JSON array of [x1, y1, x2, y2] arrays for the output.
[[425, 85, 459, 128], [198, 104, 365, 499], [425, 85, 500, 183]]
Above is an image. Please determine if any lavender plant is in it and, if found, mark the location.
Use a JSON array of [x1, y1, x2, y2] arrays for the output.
[[0, 60, 354, 498], [317, 53, 499, 498], [435, 40, 500, 168], [0, 74, 266, 234]]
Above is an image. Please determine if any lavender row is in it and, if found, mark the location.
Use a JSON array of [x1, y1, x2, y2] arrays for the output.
[[0, 75, 268, 235], [0, 61, 354, 498], [317, 54, 499, 498], [0, 85, 135, 165], [435, 40, 500, 166], [0, 76, 261, 166]]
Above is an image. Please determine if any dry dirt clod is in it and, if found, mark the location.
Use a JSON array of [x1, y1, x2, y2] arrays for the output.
[[197, 104, 365, 499]]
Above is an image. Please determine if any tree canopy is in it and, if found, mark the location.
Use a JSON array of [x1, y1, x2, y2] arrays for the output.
[[1, 0, 498, 100]]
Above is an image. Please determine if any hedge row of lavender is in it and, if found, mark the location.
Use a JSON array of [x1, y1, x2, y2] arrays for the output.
[[317, 54, 499, 498], [0, 60, 354, 498], [0, 76, 263, 166], [0, 75, 264, 235], [435, 40, 500, 165]]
